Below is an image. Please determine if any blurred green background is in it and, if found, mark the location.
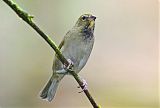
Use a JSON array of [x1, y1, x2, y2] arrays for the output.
[[0, 0, 158, 108]]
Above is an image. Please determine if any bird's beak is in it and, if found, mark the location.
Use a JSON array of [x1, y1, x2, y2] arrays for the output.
[[90, 15, 96, 21], [88, 16, 96, 29]]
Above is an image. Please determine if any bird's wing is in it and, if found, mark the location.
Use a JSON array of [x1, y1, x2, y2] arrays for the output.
[[58, 30, 71, 49], [58, 38, 65, 49], [52, 38, 65, 72], [52, 31, 71, 72]]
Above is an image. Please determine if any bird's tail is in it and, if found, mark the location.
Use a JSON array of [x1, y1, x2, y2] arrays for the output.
[[40, 74, 64, 102]]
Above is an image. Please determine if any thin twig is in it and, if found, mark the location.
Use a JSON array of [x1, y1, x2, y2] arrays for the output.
[[2, 0, 100, 108]]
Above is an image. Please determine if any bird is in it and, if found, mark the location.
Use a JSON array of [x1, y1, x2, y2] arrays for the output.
[[40, 14, 96, 102]]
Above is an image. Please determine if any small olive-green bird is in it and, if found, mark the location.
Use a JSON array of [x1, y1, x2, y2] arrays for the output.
[[40, 14, 96, 102]]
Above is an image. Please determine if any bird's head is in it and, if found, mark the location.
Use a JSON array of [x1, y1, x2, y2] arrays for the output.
[[75, 14, 96, 32]]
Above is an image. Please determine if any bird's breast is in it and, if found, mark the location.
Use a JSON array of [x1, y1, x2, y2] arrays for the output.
[[62, 36, 94, 72]]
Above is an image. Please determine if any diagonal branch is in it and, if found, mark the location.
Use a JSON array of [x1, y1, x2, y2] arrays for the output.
[[2, 0, 100, 108]]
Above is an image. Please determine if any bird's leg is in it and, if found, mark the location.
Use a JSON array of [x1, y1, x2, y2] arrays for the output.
[[56, 69, 66, 74], [78, 79, 88, 93], [56, 59, 74, 75], [64, 59, 74, 71]]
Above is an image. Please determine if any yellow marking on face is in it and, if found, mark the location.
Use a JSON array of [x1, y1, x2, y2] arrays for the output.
[[88, 20, 95, 29]]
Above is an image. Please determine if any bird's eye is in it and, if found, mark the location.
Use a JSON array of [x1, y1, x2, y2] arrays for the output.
[[82, 16, 87, 21]]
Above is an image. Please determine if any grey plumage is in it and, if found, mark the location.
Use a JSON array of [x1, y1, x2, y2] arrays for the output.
[[40, 14, 96, 101]]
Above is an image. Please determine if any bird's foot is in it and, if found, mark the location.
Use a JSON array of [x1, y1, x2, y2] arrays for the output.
[[64, 59, 74, 71], [78, 79, 88, 93], [56, 69, 66, 74]]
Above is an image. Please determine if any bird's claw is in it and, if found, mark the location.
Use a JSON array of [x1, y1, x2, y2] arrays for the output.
[[78, 79, 88, 93], [64, 59, 74, 71]]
